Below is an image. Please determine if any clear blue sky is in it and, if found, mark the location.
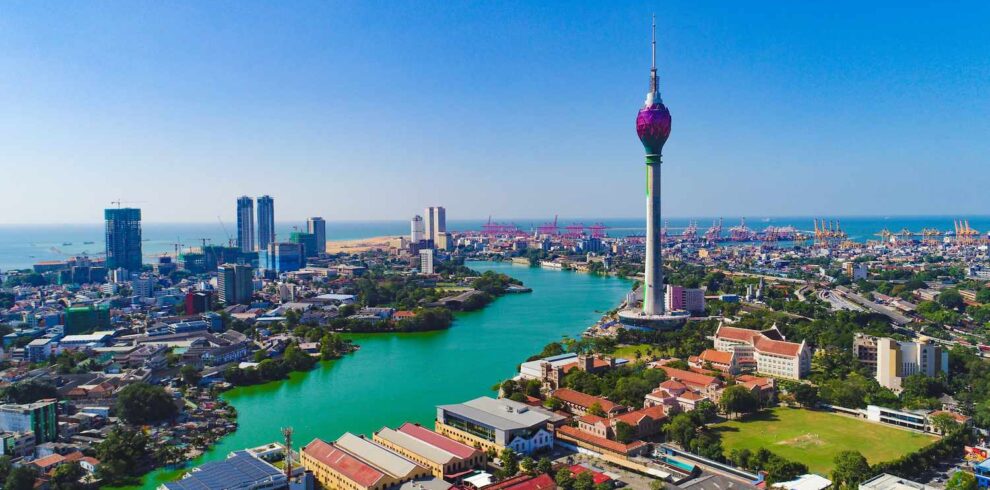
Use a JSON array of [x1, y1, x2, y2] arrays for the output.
[[1, 1, 988, 224]]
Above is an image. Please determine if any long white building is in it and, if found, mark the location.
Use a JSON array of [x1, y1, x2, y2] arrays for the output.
[[713, 324, 811, 380]]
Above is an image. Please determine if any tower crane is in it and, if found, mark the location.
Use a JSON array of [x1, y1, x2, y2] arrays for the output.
[[218, 216, 235, 247]]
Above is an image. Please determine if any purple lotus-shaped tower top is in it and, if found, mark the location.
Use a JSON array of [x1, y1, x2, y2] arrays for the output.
[[637, 102, 671, 157], [637, 19, 671, 159]]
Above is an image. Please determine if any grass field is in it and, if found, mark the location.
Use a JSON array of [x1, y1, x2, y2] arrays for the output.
[[714, 407, 936, 475], [611, 344, 657, 361]]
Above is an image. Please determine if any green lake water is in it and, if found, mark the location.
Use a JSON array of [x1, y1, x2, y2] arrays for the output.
[[132, 261, 631, 489]]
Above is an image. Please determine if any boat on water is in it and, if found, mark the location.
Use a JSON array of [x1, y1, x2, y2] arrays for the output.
[[62, 242, 72, 246], [83, 241, 94, 245]]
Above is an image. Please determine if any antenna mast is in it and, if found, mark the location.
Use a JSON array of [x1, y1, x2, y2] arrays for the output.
[[282, 426, 293, 480]]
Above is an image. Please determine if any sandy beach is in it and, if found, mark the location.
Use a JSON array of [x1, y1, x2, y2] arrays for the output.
[[326, 236, 401, 254]]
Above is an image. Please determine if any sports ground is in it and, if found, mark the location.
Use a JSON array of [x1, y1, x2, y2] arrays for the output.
[[713, 407, 937, 474]]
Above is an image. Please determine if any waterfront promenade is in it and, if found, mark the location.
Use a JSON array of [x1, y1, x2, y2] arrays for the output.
[[129, 262, 631, 489]]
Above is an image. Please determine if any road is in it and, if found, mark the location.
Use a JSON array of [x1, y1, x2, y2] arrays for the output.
[[834, 286, 914, 325], [819, 289, 866, 312]]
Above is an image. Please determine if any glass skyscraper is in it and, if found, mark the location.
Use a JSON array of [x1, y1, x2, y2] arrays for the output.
[[257, 195, 275, 253], [236, 196, 255, 253], [307, 216, 326, 255], [104, 207, 142, 271]]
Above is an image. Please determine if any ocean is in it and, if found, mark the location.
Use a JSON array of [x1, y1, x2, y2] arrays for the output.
[[1, 216, 988, 271]]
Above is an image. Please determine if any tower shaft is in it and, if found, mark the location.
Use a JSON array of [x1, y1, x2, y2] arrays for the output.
[[644, 160, 665, 315]]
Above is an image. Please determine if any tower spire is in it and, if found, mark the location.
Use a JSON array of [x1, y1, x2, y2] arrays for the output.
[[650, 14, 658, 96]]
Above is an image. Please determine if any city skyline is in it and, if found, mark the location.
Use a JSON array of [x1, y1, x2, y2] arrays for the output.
[[1, 1, 989, 224]]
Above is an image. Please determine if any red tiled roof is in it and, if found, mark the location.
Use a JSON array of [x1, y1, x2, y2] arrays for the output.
[[716, 325, 762, 343], [660, 366, 720, 389], [569, 465, 612, 484], [487, 474, 556, 490], [700, 349, 733, 365], [753, 336, 802, 357], [578, 414, 608, 425], [397, 423, 478, 460], [615, 406, 667, 426], [31, 454, 64, 468], [658, 380, 686, 391], [931, 410, 971, 423], [736, 375, 773, 389], [717, 325, 802, 357], [303, 438, 384, 487], [557, 425, 646, 455], [553, 388, 624, 413]]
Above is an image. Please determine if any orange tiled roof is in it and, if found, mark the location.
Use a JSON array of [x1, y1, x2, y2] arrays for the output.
[[700, 349, 734, 365], [557, 425, 646, 455], [660, 366, 721, 389], [553, 388, 624, 413], [614, 406, 667, 426], [303, 438, 384, 488]]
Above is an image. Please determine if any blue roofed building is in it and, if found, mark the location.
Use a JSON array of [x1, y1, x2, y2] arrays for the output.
[[161, 450, 286, 490], [976, 460, 990, 488]]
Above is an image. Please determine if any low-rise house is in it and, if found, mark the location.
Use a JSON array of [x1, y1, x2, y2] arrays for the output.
[[551, 388, 626, 417]]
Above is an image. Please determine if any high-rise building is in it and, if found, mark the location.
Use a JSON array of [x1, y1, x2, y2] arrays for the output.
[[411, 215, 425, 243], [236, 196, 255, 253], [64, 304, 111, 334], [218, 263, 254, 305], [290, 232, 318, 262], [104, 208, 142, 271], [268, 242, 303, 273], [257, 195, 275, 253], [419, 249, 435, 274], [425, 206, 446, 245], [307, 217, 327, 255], [0, 399, 58, 444], [864, 336, 949, 392]]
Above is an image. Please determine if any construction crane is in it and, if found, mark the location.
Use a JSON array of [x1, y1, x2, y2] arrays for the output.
[[194, 238, 212, 250], [704, 218, 723, 244], [921, 228, 942, 246], [955, 219, 980, 245], [218, 216, 235, 247], [170, 238, 185, 258], [109, 199, 147, 208]]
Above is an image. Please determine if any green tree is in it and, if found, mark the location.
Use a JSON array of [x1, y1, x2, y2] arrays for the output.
[[3, 466, 36, 490], [976, 288, 990, 304], [946, 471, 977, 490], [2, 380, 57, 404], [791, 384, 819, 407], [831, 451, 871, 490], [179, 364, 201, 386], [520, 456, 536, 475], [929, 412, 960, 435], [555, 469, 575, 490], [50, 462, 86, 490], [115, 383, 178, 425], [573, 472, 595, 490], [543, 397, 563, 411], [649, 480, 667, 490], [497, 448, 519, 479], [664, 413, 698, 448], [614, 421, 637, 443], [939, 289, 965, 310], [586, 402, 606, 417], [96, 427, 153, 484], [536, 457, 553, 475], [719, 385, 759, 418]]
